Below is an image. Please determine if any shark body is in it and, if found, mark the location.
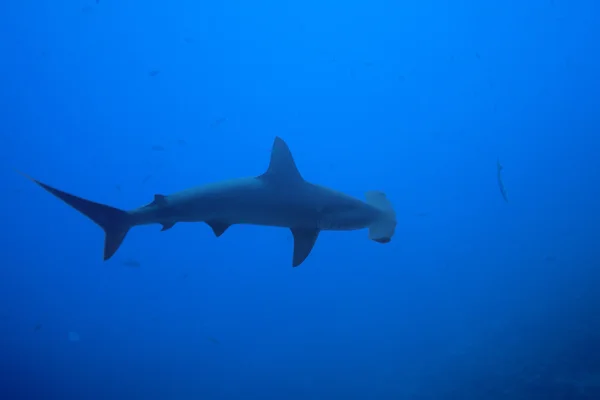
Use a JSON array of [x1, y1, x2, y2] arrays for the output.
[[22, 137, 396, 267], [497, 158, 508, 203]]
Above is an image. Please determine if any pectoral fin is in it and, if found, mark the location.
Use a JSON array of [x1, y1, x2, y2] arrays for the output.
[[290, 228, 320, 267]]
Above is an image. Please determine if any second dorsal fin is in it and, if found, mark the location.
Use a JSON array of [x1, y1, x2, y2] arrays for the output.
[[152, 194, 168, 206]]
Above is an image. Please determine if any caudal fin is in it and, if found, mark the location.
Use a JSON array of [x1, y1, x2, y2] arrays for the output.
[[365, 190, 396, 244], [19, 172, 132, 260]]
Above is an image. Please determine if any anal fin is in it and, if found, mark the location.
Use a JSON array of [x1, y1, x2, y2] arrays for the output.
[[290, 228, 320, 267], [206, 221, 231, 237], [161, 222, 175, 231]]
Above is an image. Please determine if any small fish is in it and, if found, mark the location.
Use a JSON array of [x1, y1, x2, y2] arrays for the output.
[[142, 174, 152, 184], [34, 323, 42, 332], [497, 159, 508, 202], [177, 139, 187, 146], [149, 70, 160, 77], [183, 37, 195, 44], [123, 259, 141, 268], [96, 0, 100, 3], [68, 331, 80, 342], [151, 145, 165, 151], [115, 184, 121, 192], [210, 117, 226, 128], [207, 336, 220, 345], [475, 51, 481, 59]]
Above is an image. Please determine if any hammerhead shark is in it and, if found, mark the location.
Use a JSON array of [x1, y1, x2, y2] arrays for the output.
[[20, 137, 396, 267], [497, 158, 508, 203]]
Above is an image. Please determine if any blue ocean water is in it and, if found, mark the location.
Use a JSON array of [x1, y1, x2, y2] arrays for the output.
[[1, 0, 599, 398]]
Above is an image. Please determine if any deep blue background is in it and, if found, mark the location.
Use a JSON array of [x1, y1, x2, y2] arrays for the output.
[[1, 0, 599, 399]]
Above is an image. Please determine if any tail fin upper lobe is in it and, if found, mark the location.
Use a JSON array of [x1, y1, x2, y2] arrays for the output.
[[20, 173, 132, 260], [365, 190, 396, 243]]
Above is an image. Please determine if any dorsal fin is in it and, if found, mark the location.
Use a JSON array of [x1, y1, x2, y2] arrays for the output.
[[258, 137, 304, 184]]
